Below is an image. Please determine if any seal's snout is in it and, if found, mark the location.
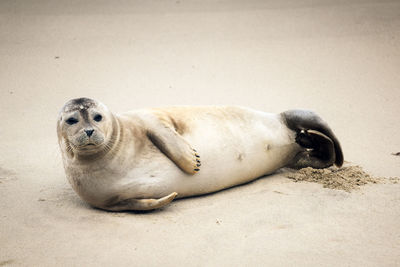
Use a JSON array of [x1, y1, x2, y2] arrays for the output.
[[85, 129, 94, 137]]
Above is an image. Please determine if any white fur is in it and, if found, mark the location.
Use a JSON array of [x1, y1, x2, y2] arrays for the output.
[[61, 106, 301, 207]]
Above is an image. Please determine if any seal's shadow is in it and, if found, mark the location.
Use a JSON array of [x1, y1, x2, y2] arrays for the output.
[[165, 170, 290, 209], [68, 170, 290, 215]]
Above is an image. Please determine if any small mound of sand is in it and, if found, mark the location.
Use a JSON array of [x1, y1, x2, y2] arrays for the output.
[[285, 165, 398, 192]]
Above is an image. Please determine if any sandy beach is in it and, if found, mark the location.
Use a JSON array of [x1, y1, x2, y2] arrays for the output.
[[1, 0, 399, 266]]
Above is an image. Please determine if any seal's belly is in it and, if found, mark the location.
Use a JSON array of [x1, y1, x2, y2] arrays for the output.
[[174, 116, 297, 197], [121, 109, 299, 199]]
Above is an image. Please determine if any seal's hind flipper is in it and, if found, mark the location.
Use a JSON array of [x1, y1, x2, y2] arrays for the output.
[[289, 130, 336, 169], [281, 109, 343, 169]]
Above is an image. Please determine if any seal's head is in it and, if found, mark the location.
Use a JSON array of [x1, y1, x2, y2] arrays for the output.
[[57, 97, 116, 157]]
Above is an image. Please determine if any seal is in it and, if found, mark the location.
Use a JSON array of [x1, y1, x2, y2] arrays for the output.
[[57, 98, 343, 211]]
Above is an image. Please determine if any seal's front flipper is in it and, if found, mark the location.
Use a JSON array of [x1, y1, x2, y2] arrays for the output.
[[145, 114, 201, 175], [282, 109, 343, 169], [147, 129, 201, 174], [103, 192, 178, 211]]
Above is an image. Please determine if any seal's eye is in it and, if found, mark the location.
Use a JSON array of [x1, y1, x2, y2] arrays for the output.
[[66, 118, 78, 125], [94, 114, 102, 122]]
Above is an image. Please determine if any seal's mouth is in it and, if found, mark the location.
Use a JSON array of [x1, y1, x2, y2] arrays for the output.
[[69, 134, 106, 154], [81, 143, 99, 149], [73, 142, 101, 151]]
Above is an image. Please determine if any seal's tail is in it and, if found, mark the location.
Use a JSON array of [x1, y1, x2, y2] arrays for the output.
[[281, 109, 344, 169]]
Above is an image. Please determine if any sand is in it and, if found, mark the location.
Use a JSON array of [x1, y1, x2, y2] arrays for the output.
[[285, 164, 399, 192], [1, 0, 400, 266]]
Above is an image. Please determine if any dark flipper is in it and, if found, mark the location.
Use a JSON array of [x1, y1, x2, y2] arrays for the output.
[[281, 109, 344, 169]]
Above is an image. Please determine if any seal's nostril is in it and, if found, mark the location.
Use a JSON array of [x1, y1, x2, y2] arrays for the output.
[[85, 129, 94, 137]]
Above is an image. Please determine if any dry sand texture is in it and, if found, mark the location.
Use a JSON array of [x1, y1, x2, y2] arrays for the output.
[[1, 0, 400, 266], [285, 164, 399, 192]]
